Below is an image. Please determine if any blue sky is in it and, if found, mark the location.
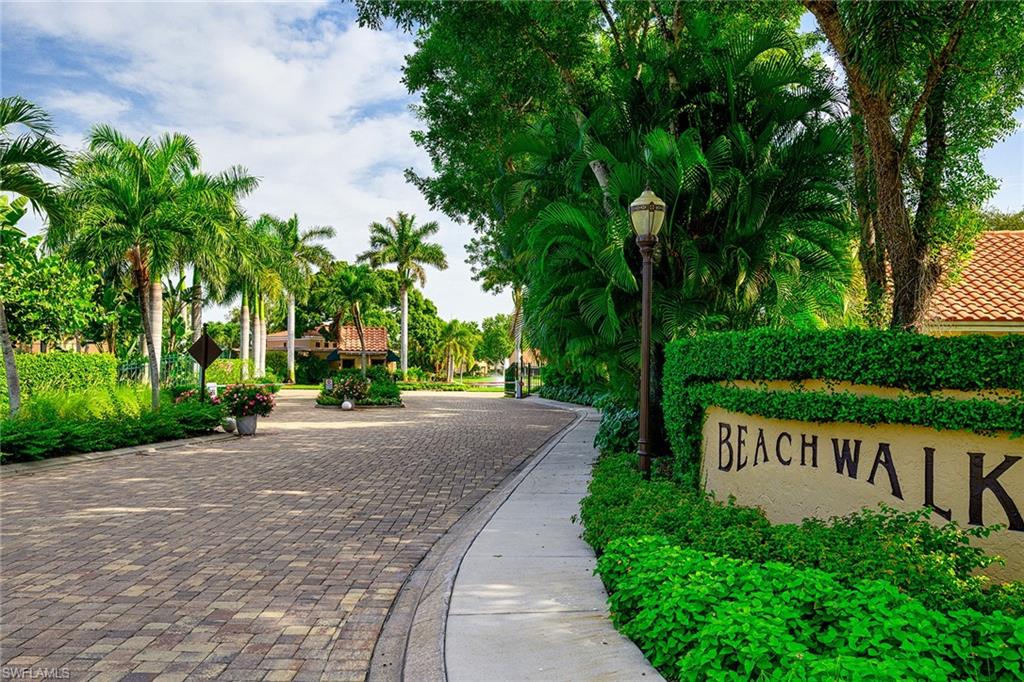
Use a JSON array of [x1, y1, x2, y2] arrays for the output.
[[2, 1, 506, 323], [2, 4, 1021, 323]]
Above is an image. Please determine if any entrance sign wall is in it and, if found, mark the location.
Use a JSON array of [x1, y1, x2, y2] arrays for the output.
[[701, 407, 1023, 581]]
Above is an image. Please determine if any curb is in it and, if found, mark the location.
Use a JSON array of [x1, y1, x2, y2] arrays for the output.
[[313, 403, 406, 410], [0, 432, 237, 478], [367, 400, 586, 682]]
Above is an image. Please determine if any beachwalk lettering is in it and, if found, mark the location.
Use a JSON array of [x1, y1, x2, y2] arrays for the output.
[[716, 421, 1023, 532]]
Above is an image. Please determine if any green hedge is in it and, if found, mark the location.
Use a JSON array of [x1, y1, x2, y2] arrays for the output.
[[396, 381, 501, 392], [202, 359, 279, 385], [671, 328, 1024, 392], [663, 330, 1024, 483], [599, 536, 1024, 681], [2, 352, 117, 399]]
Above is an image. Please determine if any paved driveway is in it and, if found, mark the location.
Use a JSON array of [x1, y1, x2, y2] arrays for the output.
[[0, 391, 573, 681]]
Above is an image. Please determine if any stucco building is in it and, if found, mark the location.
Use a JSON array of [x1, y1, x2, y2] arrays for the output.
[[266, 325, 395, 369]]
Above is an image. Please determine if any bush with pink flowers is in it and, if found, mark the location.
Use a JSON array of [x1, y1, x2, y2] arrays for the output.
[[220, 384, 276, 418]]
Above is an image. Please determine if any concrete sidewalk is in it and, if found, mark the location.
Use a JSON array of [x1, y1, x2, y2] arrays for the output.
[[445, 404, 663, 681]]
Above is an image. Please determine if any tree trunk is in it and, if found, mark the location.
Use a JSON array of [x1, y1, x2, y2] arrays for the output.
[[191, 274, 202, 343], [253, 296, 262, 378], [858, 101, 919, 330], [908, 78, 948, 323], [447, 353, 454, 383], [353, 304, 367, 377], [286, 292, 296, 383], [0, 301, 21, 416], [259, 302, 267, 378], [240, 290, 250, 380], [400, 285, 409, 379], [149, 278, 163, 386], [258, 292, 266, 376], [129, 251, 161, 410], [512, 286, 523, 365], [851, 101, 887, 328]]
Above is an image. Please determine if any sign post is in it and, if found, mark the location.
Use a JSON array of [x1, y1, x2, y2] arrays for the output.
[[188, 324, 224, 402]]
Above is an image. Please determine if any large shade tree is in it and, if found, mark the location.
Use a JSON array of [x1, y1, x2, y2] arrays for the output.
[[359, 2, 854, 450], [804, 0, 1024, 328], [358, 212, 448, 379]]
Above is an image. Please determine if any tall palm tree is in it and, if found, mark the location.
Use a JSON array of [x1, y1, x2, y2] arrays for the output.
[[329, 265, 380, 376], [0, 98, 68, 414], [182, 166, 259, 345], [359, 212, 448, 379], [242, 215, 286, 379], [269, 214, 334, 383], [53, 126, 215, 409], [435, 320, 478, 383]]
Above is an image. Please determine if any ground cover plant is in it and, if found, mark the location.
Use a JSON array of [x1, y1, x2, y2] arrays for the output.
[[0, 386, 222, 463], [584, 452, 1024, 679], [599, 535, 1024, 681]]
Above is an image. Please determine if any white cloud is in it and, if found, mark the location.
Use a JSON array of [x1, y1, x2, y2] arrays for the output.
[[41, 89, 131, 123], [3, 1, 510, 322]]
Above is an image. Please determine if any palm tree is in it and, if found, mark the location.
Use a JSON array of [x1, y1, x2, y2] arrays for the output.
[[359, 212, 448, 379], [182, 166, 259, 345], [53, 125, 215, 409], [0, 97, 69, 218], [269, 214, 334, 383], [329, 265, 381, 376], [0, 98, 68, 414], [244, 215, 285, 379], [435, 320, 478, 383]]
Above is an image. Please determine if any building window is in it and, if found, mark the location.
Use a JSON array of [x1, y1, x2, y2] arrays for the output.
[[342, 359, 355, 369], [315, 342, 321, 348]]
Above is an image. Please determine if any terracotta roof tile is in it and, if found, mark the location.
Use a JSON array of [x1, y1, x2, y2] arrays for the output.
[[334, 326, 389, 352], [265, 326, 390, 352], [925, 231, 1024, 323]]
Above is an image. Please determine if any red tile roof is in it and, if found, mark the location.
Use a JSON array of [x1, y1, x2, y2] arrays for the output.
[[266, 326, 390, 352], [335, 326, 389, 352], [925, 231, 1024, 323]]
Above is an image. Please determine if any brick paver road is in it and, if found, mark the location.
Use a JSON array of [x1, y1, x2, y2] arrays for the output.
[[0, 391, 573, 681]]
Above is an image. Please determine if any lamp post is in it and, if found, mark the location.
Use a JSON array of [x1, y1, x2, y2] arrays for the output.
[[629, 188, 666, 479]]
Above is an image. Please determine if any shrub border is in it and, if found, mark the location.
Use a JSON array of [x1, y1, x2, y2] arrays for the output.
[[664, 330, 1024, 482]]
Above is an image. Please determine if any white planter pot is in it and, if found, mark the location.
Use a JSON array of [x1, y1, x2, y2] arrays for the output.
[[222, 417, 236, 433], [236, 414, 258, 436]]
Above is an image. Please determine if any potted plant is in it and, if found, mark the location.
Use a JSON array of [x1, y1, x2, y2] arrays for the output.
[[221, 384, 276, 436]]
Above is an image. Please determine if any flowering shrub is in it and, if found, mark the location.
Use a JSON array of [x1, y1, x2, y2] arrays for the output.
[[173, 388, 220, 406], [327, 370, 370, 403], [220, 384, 276, 417]]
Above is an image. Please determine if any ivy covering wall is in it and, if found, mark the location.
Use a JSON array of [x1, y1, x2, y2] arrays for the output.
[[663, 330, 1024, 483]]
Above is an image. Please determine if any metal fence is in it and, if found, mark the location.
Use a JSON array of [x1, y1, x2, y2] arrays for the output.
[[117, 353, 198, 386], [504, 363, 544, 398]]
